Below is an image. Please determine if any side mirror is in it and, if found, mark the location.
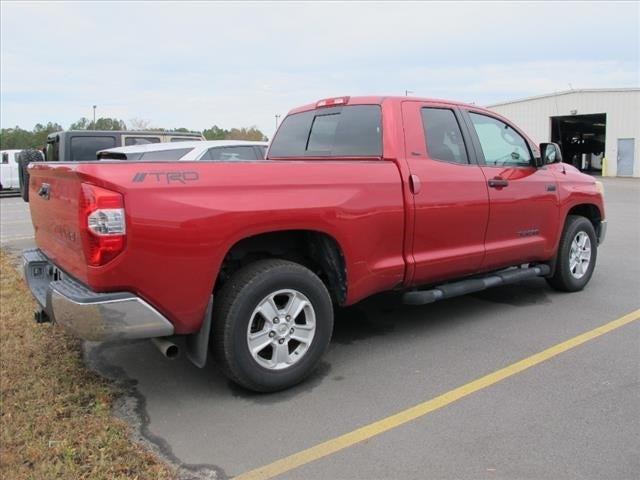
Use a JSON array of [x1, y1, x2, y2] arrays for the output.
[[539, 142, 563, 166]]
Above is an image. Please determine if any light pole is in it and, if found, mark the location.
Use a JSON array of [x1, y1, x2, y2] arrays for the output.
[[92, 105, 97, 129], [275, 114, 281, 130]]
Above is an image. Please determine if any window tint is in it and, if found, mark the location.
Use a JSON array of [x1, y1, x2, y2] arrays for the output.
[[269, 105, 382, 157], [139, 148, 193, 161], [124, 136, 161, 146], [204, 146, 258, 161], [70, 136, 117, 161], [170, 137, 201, 142], [469, 113, 532, 166], [421, 108, 468, 164], [2, 153, 7, 164]]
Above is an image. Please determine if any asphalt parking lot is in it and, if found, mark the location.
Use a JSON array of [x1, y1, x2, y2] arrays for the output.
[[1, 178, 639, 480]]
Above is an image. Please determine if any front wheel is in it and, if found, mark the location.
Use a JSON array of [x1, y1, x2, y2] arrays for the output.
[[547, 215, 598, 292], [212, 259, 334, 392]]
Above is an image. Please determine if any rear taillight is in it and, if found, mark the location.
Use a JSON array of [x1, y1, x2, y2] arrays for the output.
[[79, 183, 126, 266]]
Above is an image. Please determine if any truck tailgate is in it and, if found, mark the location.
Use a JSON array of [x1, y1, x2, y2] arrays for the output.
[[28, 163, 90, 283]]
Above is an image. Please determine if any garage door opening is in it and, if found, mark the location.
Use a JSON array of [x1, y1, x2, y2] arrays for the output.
[[551, 113, 606, 175]]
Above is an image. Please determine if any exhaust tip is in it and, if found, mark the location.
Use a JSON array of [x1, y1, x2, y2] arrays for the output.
[[165, 344, 179, 359], [151, 337, 180, 360]]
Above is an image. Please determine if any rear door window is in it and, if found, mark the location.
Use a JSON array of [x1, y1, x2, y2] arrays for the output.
[[139, 148, 193, 161], [203, 146, 259, 161], [421, 108, 469, 164], [70, 136, 117, 161], [269, 105, 382, 157], [170, 137, 201, 142]]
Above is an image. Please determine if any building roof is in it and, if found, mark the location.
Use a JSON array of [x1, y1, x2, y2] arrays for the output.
[[487, 88, 640, 108]]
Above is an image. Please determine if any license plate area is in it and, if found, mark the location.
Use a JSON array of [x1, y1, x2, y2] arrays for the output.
[[23, 250, 66, 307]]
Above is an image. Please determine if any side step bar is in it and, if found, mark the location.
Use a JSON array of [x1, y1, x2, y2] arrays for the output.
[[402, 265, 551, 306]]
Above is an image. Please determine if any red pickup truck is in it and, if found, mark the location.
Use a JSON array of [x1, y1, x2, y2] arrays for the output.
[[23, 96, 606, 392]]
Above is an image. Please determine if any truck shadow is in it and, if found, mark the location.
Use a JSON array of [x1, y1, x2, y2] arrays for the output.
[[91, 278, 552, 400], [85, 277, 553, 476]]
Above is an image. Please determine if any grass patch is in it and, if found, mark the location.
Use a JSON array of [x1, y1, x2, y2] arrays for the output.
[[0, 251, 174, 479]]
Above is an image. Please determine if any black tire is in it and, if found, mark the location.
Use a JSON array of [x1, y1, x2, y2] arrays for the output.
[[546, 215, 598, 292], [17, 149, 42, 202], [212, 259, 333, 392]]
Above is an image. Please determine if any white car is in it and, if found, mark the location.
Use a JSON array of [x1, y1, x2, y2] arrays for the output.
[[1, 149, 43, 190], [97, 140, 268, 161]]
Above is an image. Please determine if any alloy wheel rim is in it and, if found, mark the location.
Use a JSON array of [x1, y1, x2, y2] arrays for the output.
[[569, 231, 591, 279], [246, 289, 316, 370]]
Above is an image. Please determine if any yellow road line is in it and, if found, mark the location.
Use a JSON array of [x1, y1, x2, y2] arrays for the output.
[[235, 309, 640, 480]]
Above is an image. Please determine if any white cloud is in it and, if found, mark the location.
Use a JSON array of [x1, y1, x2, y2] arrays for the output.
[[1, 1, 638, 136]]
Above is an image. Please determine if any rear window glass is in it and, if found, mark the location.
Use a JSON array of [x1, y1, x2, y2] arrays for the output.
[[70, 136, 117, 161], [269, 105, 382, 157], [124, 136, 161, 146], [139, 148, 193, 161], [203, 146, 259, 161], [170, 137, 201, 142]]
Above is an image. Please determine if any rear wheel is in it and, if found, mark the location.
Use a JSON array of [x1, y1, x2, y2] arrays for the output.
[[547, 215, 597, 292], [212, 259, 333, 392]]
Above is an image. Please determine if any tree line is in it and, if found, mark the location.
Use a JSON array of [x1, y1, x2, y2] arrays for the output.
[[0, 117, 268, 150]]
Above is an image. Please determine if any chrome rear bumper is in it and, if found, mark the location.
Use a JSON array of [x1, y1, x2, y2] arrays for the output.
[[22, 249, 174, 342]]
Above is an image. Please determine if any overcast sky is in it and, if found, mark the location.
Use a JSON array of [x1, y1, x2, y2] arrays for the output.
[[1, 1, 638, 137]]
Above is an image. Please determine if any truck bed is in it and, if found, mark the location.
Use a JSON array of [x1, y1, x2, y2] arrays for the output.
[[27, 160, 406, 333]]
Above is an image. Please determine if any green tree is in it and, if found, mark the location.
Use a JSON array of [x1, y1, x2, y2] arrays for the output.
[[69, 117, 91, 130], [225, 126, 267, 141], [32, 122, 63, 148], [203, 125, 228, 140], [92, 117, 127, 130], [69, 117, 127, 130], [0, 122, 63, 150]]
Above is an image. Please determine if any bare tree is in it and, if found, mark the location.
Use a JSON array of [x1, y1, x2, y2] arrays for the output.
[[129, 118, 153, 131]]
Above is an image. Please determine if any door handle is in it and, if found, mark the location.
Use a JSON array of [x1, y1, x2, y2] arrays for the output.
[[409, 174, 422, 194], [488, 178, 509, 188]]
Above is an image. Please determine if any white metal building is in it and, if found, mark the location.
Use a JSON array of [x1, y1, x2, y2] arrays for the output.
[[487, 88, 639, 177]]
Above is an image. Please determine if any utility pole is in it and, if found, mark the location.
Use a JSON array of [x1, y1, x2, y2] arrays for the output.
[[275, 114, 281, 130], [405, 90, 414, 96], [92, 105, 97, 129]]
